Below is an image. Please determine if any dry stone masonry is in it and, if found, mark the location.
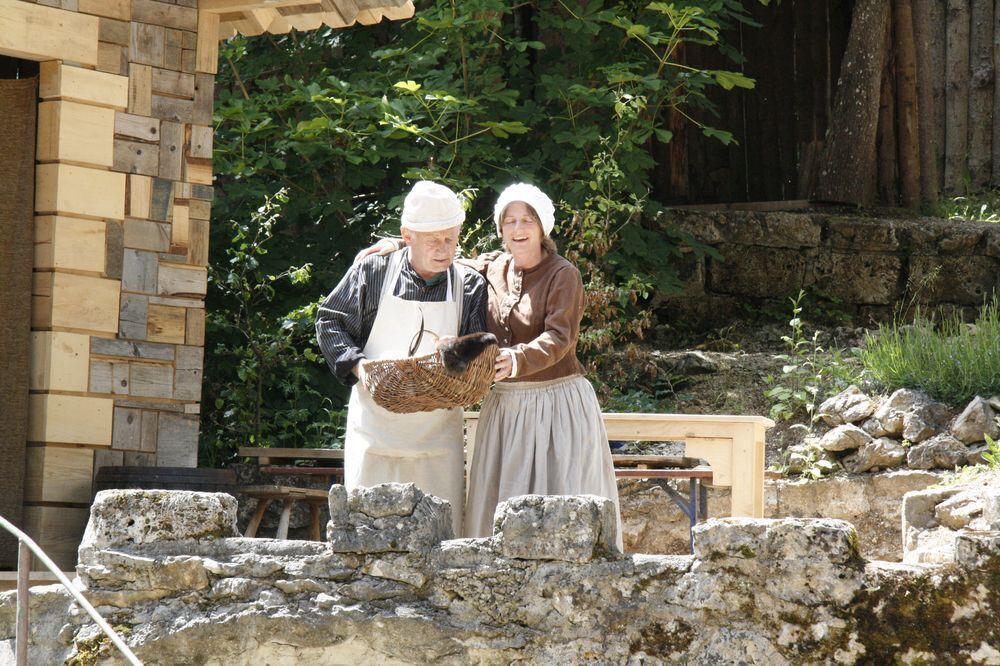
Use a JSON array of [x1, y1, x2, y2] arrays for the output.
[[658, 210, 1000, 328], [2, 484, 998, 664]]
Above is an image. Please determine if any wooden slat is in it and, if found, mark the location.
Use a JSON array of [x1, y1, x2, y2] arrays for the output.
[[129, 175, 152, 218], [193, 73, 214, 124], [39, 63, 128, 110], [22, 506, 89, 570], [32, 272, 121, 334], [34, 215, 107, 273], [159, 121, 185, 180], [29, 331, 90, 392], [114, 138, 161, 176], [0, 0, 100, 65], [239, 447, 344, 461], [24, 446, 95, 503], [78, 0, 131, 20], [36, 163, 126, 220], [115, 112, 160, 141], [614, 468, 714, 480], [28, 394, 113, 446], [146, 303, 187, 343], [97, 41, 127, 76], [152, 68, 196, 98], [171, 202, 190, 246], [197, 11, 220, 73], [185, 157, 213, 185], [129, 64, 153, 116], [610, 455, 703, 469], [133, 0, 199, 31], [152, 95, 194, 123], [99, 17, 130, 46], [188, 124, 213, 158], [158, 263, 207, 296], [131, 22, 165, 68], [188, 218, 209, 265], [185, 308, 205, 345]]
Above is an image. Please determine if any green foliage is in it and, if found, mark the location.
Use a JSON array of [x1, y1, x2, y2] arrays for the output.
[[205, 0, 766, 459], [935, 427, 1000, 487], [201, 190, 345, 466], [859, 296, 1000, 405], [934, 188, 1000, 223], [763, 290, 860, 423]]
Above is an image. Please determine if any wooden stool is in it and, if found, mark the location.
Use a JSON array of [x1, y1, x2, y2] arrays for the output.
[[241, 485, 329, 540]]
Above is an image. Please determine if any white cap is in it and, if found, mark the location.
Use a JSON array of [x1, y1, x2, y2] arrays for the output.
[[493, 183, 556, 236], [400, 181, 465, 232]]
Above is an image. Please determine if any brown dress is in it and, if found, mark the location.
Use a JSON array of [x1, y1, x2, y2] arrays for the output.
[[463, 252, 622, 547]]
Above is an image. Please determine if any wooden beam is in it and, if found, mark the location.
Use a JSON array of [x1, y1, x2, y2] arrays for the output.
[[32, 272, 121, 334], [36, 163, 126, 220], [196, 11, 220, 73], [36, 100, 116, 167], [34, 215, 108, 273], [24, 446, 95, 504], [39, 63, 128, 110], [29, 331, 90, 392], [28, 394, 113, 446], [0, 0, 100, 65]]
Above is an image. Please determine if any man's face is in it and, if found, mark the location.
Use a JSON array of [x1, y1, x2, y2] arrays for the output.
[[402, 226, 460, 278]]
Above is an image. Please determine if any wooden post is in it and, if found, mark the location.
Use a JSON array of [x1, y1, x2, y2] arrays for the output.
[[894, 0, 921, 208], [944, 0, 970, 192], [913, 0, 945, 203], [15, 540, 30, 666], [968, 0, 993, 189], [813, 0, 891, 205]]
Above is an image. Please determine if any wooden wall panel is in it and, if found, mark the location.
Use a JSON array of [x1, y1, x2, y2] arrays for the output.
[[30, 331, 91, 393], [36, 163, 126, 220], [33, 272, 121, 334], [24, 446, 95, 503], [28, 394, 113, 446], [34, 215, 107, 273], [0, 0, 100, 66], [39, 62, 128, 110], [37, 100, 116, 167], [22, 506, 89, 570]]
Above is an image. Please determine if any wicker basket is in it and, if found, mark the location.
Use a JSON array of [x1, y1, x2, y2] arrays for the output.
[[361, 343, 497, 414]]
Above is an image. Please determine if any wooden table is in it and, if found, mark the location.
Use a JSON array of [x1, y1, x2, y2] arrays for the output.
[[465, 412, 774, 518], [238, 448, 345, 540]]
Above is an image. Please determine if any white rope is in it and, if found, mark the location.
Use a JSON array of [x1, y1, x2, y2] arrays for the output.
[[0, 514, 142, 665]]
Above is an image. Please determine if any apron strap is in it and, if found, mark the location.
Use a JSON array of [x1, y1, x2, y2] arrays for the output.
[[376, 249, 407, 310]]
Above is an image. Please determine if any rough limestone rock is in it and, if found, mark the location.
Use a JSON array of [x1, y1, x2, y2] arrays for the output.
[[843, 437, 906, 473], [902, 477, 1000, 564], [906, 433, 969, 470], [81, 490, 238, 553], [819, 423, 872, 452], [951, 396, 1000, 444], [817, 385, 877, 426], [869, 389, 948, 441], [495, 494, 619, 563], [3, 489, 999, 664], [327, 483, 453, 554]]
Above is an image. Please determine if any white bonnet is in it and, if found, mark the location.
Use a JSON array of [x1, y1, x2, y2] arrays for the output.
[[400, 181, 465, 232], [493, 183, 556, 236]]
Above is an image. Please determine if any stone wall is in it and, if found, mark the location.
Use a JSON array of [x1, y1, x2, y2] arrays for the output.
[[2, 486, 998, 664], [658, 211, 1000, 328]]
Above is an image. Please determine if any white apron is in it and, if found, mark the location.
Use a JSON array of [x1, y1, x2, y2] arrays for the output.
[[344, 250, 466, 535]]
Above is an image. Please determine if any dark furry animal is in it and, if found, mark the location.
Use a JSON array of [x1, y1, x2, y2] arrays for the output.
[[438, 332, 498, 374]]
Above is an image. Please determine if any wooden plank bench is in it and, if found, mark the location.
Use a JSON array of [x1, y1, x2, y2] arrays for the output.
[[238, 448, 344, 540], [465, 412, 774, 518]]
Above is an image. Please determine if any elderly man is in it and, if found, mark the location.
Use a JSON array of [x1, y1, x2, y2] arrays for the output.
[[316, 181, 487, 534]]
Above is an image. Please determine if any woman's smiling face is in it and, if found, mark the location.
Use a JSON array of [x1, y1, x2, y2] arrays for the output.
[[501, 201, 543, 253]]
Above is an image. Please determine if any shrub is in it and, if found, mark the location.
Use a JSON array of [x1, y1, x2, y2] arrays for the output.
[[859, 296, 1000, 405]]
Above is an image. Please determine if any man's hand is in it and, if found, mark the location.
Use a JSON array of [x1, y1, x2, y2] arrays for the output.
[[494, 349, 513, 381], [353, 238, 399, 265]]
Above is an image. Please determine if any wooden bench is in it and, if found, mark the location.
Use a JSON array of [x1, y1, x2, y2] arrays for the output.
[[238, 448, 344, 540], [465, 412, 774, 518]]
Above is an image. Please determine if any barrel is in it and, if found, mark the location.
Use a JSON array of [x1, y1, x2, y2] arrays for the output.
[[94, 466, 237, 494]]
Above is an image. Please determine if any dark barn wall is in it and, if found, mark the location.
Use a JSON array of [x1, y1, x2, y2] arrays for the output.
[[652, 1, 855, 205]]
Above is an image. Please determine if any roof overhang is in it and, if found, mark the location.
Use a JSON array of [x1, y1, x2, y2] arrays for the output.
[[200, 0, 414, 38]]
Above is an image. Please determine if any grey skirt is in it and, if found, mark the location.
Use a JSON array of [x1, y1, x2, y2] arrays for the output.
[[465, 374, 623, 548]]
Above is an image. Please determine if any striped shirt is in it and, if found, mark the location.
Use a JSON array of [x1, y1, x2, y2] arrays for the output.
[[315, 249, 488, 387]]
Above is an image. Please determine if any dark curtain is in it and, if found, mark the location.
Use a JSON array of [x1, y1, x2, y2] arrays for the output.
[[0, 72, 37, 568]]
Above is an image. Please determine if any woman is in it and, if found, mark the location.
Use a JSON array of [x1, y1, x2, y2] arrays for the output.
[[359, 183, 622, 547], [464, 183, 622, 548]]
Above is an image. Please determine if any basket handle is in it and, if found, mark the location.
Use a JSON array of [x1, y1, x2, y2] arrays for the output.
[[407, 309, 442, 357]]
